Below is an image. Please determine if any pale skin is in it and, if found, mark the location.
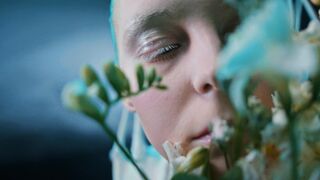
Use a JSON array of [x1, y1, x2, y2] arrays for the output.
[[112, 0, 271, 173]]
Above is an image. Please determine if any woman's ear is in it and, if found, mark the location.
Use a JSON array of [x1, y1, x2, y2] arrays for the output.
[[123, 98, 136, 112]]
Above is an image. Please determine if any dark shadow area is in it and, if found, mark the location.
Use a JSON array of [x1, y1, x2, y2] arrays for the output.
[[0, 0, 117, 179]]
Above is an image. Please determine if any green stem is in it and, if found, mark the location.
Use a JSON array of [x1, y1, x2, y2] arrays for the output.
[[288, 115, 298, 180], [97, 85, 165, 180], [98, 121, 148, 180], [223, 150, 230, 170], [217, 141, 230, 170], [231, 117, 245, 164], [280, 92, 298, 180]]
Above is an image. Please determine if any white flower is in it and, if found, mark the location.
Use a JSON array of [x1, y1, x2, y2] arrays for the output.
[[237, 150, 266, 180], [272, 109, 288, 129], [162, 141, 186, 169], [289, 81, 313, 110], [211, 119, 234, 142], [297, 20, 320, 43], [163, 141, 209, 176], [271, 92, 283, 109]]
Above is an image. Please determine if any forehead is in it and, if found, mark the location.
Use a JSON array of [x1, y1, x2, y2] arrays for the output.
[[113, 0, 231, 40], [114, 0, 219, 17], [115, 0, 226, 24]]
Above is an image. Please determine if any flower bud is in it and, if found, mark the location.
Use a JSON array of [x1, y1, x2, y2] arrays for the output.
[[177, 147, 209, 172], [272, 109, 288, 128], [104, 63, 131, 97], [81, 65, 99, 86], [88, 82, 110, 105], [311, 0, 320, 6], [147, 68, 156, 86], [136, 64, 145, 91], [62, 80, 102, 121]]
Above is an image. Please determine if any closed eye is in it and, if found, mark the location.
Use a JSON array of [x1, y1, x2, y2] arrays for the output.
[[140, 43, 181, 63]]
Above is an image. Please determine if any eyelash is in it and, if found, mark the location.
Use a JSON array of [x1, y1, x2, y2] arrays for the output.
[[144, 43, 181, 63]]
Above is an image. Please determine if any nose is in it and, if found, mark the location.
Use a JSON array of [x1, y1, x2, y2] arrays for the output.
[[192, 67, 218, 94], [188, 22, 220, 95]]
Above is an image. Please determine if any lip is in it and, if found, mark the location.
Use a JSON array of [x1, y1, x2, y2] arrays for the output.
[[191, 128, 212, 147]]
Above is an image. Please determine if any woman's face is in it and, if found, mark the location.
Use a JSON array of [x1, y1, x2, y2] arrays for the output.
[[112, 0, 239, 157]]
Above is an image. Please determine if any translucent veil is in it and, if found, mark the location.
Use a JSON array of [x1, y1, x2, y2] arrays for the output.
[[109, 0, 119, 65]]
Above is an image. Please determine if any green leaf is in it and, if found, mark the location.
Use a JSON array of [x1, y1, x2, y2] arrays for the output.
[[104, 63, 131, 97], [171, 173, 208, 180], [87, 82, 110, 105], [147, 68, 156, 86], [136, 64, 145, 90], [81, 64, 99, 86]]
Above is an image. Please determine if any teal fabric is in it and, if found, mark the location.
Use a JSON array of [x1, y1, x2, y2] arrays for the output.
[[109, 0, 119, 65]]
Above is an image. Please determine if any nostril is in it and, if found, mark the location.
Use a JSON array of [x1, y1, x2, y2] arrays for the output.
[[202, 83, 212, 93], [193, 73, 218, 94]]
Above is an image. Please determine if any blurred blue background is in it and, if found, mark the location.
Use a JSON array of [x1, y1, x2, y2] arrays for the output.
[[0, 0, 121, 179]]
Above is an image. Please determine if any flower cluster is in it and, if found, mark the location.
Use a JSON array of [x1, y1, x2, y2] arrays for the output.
[[169, 0, 320, 179], [62, 63, 166, 180]]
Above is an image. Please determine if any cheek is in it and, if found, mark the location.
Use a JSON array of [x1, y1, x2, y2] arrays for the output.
[[131, 88, 179, 155]]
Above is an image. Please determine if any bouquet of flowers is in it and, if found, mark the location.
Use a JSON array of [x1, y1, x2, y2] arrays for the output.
[[62, 0, 320, 179]]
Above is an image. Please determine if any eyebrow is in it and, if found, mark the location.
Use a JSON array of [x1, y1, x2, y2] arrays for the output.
[[123, 10, 177, 51], [123, 0, 239, 51], [122, 0, 198, 50]]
